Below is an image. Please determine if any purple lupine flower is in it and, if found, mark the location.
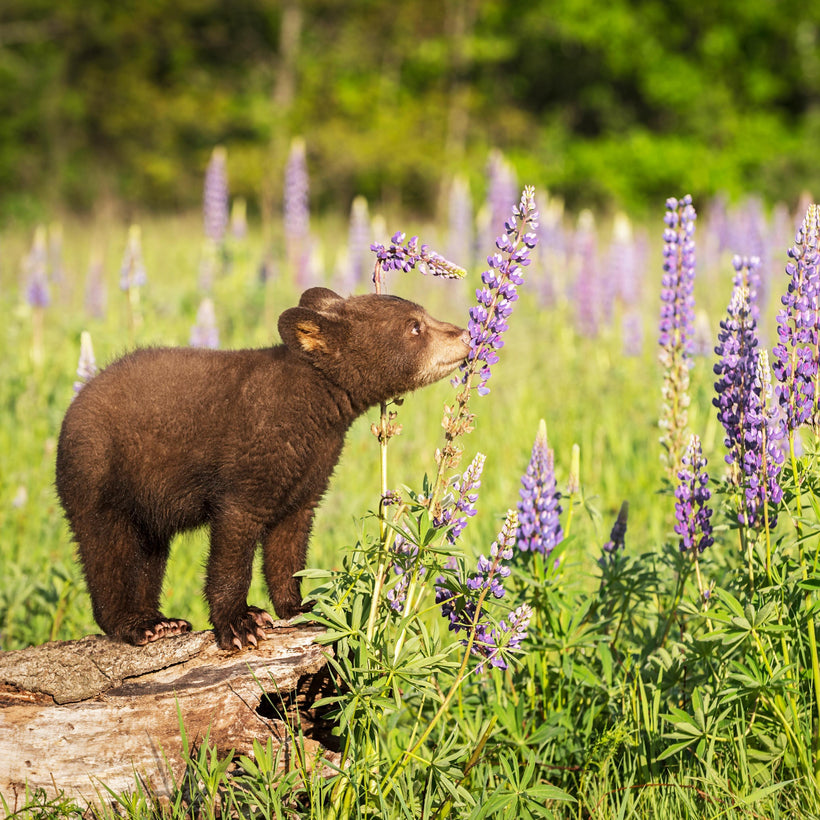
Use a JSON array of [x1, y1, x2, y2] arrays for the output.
[[609, 213, 644, 307], [622, 311, 644, 357], [284, 137, 311, 283], [204, 146, 229, 244], [475, 603, 533, 671], [736, 196, 769, 311], [772, 204, 820, 432], [602, 501, 629, 555], [190, 298, 219, 349], [616, 218, 649, 357], [84, 251, 106, 319], [72, 331, 97, 397], [435, 511, 524, 668], [740, 350, 785, 528], [713, 284, 759, 473], [573, 210, 601, 337], [346, 195, 371, 289], [435, 510, 518, 632], [386, 535, 425, 613], [659, 195, 697, 353], [447, 175, 474, 272], [517, 419, 563, 556], [709, 194, 731, 254], [731, 255, 762, 322], [120, 226, 147, 291], [674, 435, 714, 554], [533, 195, 568, 308], [24, 227, 50, 308], [485, 150, 518, 236], [434, 452, 485, 545], [659, 195, 697, 474], [456, 186, 539, 397], [370, 231, 466, 289]]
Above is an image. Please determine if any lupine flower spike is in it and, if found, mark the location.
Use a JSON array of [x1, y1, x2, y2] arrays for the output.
[[284, 137, 311, 285], [435, 510, 531, 669], [24, 226, 50, 310], [573, 210, 601, 338], [603, 501, 629, 556], [517, 419, 563, 558], [772, 203, 820, 434], [433, 452, 486, 545], [73, 331, 97, 397], [659, 195, 697, 476], [84, 250, 106, 319], [456, 186, 539, 398], [713, 283, 785, 531], [731, 255, 762, 322], [448, 175, 474, 271], [204, 146, 229, 246], [713, 284, 759, 484], [190, 298, 219, 349], [346, 195, 371, 288], [120, 225, 146, 337], [119, 225, 147, 292], [675, 435, 714, 604], [369, 232, 465, 294], [386, 536, 424, 614], [432, 187, 539, 508], [391, 453, 485, 617], [674, 435, 714, 556], [741, 350, 785, 532]]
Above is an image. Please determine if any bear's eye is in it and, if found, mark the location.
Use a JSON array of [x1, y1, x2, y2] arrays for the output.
[[410, 320, 422, 336]]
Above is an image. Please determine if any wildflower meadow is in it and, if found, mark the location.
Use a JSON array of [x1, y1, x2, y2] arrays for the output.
[[4, 151, 820, 819]]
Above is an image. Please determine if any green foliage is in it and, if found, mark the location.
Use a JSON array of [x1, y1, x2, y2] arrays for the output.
[[1, 0, 819, 217]]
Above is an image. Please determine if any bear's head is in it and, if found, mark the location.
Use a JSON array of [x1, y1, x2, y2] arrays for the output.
[[279, 287, 470, 409]]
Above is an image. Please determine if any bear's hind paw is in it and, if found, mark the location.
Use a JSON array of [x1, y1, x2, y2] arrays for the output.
[[116, 614, 192, 646]]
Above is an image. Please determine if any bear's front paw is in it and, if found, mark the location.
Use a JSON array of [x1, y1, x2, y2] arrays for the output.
[[215, 606, 275, 650]]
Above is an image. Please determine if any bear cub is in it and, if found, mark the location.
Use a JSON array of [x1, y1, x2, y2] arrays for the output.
[[56, 287, 470, 650]]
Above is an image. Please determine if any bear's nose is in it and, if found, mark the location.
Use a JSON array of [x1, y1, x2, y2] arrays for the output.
[[460, 329, 471, 348]]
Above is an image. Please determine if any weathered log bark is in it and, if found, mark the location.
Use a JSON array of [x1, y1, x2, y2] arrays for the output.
[[0, 621, 337, 815]]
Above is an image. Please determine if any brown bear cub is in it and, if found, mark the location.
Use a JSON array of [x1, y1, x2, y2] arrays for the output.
[[56, 287, 470, 650]]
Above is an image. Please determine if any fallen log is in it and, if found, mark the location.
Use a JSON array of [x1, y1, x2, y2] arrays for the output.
[[0, 621, 337, 815]]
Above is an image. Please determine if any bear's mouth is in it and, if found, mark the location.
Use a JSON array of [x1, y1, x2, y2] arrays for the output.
[[423, 354, 468, 385]]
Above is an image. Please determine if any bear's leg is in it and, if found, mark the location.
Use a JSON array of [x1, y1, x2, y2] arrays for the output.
[[206, 505, 273, 650], [76, 512, 191, 645], [261, 506, 313, 621]]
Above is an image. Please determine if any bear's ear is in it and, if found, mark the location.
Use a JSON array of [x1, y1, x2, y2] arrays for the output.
[[298, 287, 344, 313], [278, 307, 346, 355]]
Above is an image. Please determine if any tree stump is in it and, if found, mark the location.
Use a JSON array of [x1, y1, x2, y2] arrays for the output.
[[0, 621, 337, 814]]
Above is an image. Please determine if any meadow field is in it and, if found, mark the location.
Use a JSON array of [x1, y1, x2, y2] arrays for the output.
[[2, 175, 819, 817]]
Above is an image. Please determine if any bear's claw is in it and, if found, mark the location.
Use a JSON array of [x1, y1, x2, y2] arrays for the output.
[[217, 606, 274, 651]]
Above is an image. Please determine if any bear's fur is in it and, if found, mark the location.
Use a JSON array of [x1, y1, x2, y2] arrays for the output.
[[56, 287, 469, 650]]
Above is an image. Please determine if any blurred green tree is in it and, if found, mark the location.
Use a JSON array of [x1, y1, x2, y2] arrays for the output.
[[0, 0, 818, 217]]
